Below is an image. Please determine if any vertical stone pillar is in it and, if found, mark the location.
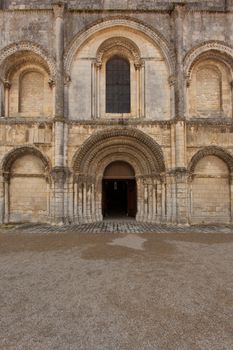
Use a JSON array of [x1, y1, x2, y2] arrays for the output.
[[175, 168, 188, 225], [0, 80, 4, 117], [230, 173, 233, 223], [3, 173, 9, 223], [4, 81, 10, 117], [139, 61, 145, 118], [78, 181, 83, 221], [0, 174, 5, 223], [143, 179, 148, 222], [52, 1, 68, 224], [51, 167, 69, 224], [148, 179, 153, 222], [74, 181, 78, 220], [173, 3, 185, 118], [136, 177, 142, 221], [172, 3, 188, 225]]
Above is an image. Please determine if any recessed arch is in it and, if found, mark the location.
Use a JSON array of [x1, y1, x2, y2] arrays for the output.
[[1, 145, 51, 224], [0, 41, 56, 80], [188, 149, 232, 224], [2, 145, 51, 173], [188, 146, 233, 175], [184, 41, 233, 80], [72, 127, 166, 224], [72, 127, 165, 175], [96, 36, 142, 68], [64, 17, 175, 77]]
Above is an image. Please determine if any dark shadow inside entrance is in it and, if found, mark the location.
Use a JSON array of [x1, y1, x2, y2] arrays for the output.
[[102, 179, 137, 218]]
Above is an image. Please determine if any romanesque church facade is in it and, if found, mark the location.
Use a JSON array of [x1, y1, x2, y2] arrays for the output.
[[0, 0, 233, 225]]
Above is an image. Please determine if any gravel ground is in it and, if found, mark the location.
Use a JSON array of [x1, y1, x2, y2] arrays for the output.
[[0, 230, 233, 350]]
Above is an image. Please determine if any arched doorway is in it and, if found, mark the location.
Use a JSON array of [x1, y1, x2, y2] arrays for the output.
[[102, 161, 137, 218], [72, 128, 166, 224]]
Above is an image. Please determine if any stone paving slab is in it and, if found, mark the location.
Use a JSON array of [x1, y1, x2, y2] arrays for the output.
[[2, 221, 232, 235]]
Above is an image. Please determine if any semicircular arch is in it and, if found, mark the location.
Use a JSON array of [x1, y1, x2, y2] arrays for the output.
[[188, 146, 233, 174], [184, 41, 233, 79], [0, 41, 56, 79], [1, 145, 51, 173], [72, 128, 165, 176], [64, 17, 174, 77]]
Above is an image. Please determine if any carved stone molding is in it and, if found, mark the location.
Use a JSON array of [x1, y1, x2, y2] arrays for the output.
[[0, 41, 56, 80], [72, 127, 166, 176], [188, 146, 233, 174], [95, 37, 142, 68], [184, 41, 233, 77], [1, 145, 51, 173], [64, 17, 175, 76]]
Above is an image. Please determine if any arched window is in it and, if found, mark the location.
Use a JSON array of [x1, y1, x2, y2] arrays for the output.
[[106, 56, 130, 113]]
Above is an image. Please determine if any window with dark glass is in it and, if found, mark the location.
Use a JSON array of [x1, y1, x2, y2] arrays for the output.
[[106, 56, 131, 113]]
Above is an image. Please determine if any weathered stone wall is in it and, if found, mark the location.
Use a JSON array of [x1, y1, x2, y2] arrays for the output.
[[0, 1, 232, 225]]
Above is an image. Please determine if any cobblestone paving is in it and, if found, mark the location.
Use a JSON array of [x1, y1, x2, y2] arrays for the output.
[[5, 220, 233, 234]]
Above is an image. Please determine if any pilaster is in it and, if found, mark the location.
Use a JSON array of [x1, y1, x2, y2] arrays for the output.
[[50, 166, 70, 224], [173, 3, 186, 118], [52, 1, 67, 224], [173, 168, 188, 225]]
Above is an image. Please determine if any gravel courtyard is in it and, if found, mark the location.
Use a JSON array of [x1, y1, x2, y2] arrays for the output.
[[0, 228, 233, 350]]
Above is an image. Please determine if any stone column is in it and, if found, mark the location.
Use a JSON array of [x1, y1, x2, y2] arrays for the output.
[[0, 80, 4, 117], [78, 180, 83, 222], [52, 1, 68, 224], [230, 173, 233, 223], [148, 178, 153, 222], [4, 80, 11, 117], [136, 177, 142, 221], [0, 174, 5, 223]]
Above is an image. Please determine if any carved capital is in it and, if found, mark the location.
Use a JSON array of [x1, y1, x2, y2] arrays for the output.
[[173, 3, 186, 19], [64, 74, 71, 86], [134, 59, 144, 70], [168, 75, 176, 87], [53, 1, 66, 19], [3, 172, 10, 182], [51, 166, 70, 185], [48, 78, 55, 88], [4, 80, 11, 89]]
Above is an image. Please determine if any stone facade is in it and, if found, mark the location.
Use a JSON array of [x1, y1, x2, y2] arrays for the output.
[[0, 0, 233, 225]]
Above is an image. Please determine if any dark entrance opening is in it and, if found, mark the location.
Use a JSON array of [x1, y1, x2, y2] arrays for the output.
[[102, 161, 137, 218]]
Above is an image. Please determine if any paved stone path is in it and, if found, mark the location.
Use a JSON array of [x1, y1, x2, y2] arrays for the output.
[[4, 220, 233, 234]]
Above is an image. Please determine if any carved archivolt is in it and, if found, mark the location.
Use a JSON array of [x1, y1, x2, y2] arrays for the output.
[[184, 41, 233, 80], [96, 37, 142, 68], [0, 41, 56, 80], [1, 145, 51, 173], [72, 127, 166, 176], [64, 17, 175, 76], [188, 146, 233, 174]]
